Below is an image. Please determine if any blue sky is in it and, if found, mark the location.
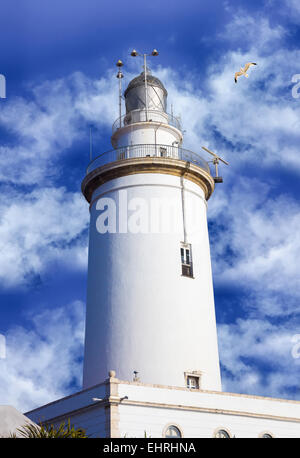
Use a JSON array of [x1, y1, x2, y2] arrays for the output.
[[0, 0, 300, 412]]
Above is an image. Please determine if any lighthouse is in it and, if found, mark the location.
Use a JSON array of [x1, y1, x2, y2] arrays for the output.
[[25, 54, 300, 438], [81, 53, 222, 392]]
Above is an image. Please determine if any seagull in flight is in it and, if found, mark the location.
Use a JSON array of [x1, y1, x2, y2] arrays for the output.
[[234, 62, 257, 83]]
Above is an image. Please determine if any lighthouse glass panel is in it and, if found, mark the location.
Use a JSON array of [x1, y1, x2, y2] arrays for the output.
[[165, 426, 182, 438]]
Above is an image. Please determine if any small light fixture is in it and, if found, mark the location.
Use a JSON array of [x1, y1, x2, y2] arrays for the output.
[[131, 49, 138, 57], [116, 59, 123, 67], [152, 49, 159, 56], [133, 370, 140, 381]]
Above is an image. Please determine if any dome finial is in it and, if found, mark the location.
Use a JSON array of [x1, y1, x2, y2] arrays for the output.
[[141, 65, 152, 75]]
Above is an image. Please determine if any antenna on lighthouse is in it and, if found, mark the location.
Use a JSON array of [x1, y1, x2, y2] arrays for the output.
[[116, 60, 124, 128], [130, 49, 159, 122], [201, 146, 229, 183]]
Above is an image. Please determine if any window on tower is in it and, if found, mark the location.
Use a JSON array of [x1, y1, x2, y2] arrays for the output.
[[180, 243, 193, 278], [184, 371, 201, 390], [186, 375, 199, 389]]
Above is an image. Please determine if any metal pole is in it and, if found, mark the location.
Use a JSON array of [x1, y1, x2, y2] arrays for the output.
[[180, 175, 187, 244], [119, 75, 122, 128], [214, 159, 219, 177], [144, 53, 148, 121], [116, 60, 124, 129], [154, 122, 163, 156]]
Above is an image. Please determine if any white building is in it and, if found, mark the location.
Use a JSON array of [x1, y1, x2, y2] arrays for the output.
[[26, 58, 300, 438]]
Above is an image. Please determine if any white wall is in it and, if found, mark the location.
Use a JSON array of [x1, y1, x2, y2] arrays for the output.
[[111, 122, 182, 149], [118, 404, 300, 438], [118, 383, 300, 438]]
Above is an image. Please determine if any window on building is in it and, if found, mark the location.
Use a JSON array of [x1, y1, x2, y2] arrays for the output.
[[186, 375, 200, 390], [180, 243, 193, 278], [164, 425, 182, 438], [215, 429, 230, 438]]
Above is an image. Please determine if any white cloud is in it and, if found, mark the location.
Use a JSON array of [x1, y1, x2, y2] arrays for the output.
[[218, 317, 300, 399], [0, 69, 135, 286], [0, 300, 85, 413], [280, 0, 300, 22], [207, 180, 300, 316], [220, 12, 286, 50], [0, 72, 119, 185], [0, 187, 89, 287], [158, 54, 300, 173], [0, 68, 146, 286], [154, 13, 300, 175]]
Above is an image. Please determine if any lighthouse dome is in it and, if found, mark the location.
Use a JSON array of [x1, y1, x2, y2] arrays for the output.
[[124, 69, 167, 113], [124, 69, 167, 97]]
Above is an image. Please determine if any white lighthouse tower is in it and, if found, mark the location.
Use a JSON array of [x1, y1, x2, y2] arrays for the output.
[[81, 52, 222, 392]]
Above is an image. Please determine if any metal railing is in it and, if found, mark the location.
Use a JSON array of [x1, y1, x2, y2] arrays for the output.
[[86, 144, 210, 175], [112, 109, 182, 134]]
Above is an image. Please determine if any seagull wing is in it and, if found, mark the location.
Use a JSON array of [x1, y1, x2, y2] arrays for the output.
[[244, 62, 257, 72], [234, 71, 244, 83]]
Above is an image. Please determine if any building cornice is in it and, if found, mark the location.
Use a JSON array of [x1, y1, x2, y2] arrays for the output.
[[116, 378, 300, 406], [81, 156, 215, 203]]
